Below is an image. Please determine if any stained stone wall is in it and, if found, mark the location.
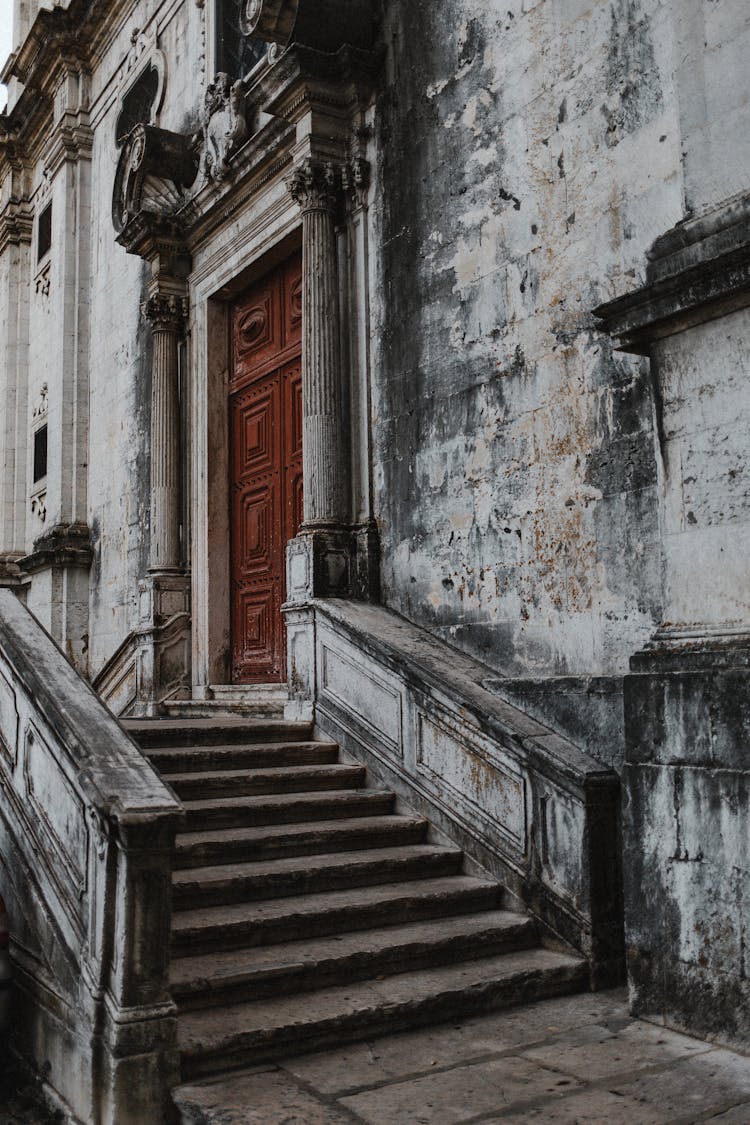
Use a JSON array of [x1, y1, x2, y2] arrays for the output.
[[370, 0, 682, 678]]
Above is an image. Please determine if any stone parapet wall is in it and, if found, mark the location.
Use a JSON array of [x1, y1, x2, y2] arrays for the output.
[[0, 589, 183, 1123]]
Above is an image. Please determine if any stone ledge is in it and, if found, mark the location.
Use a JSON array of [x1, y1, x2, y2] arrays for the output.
[[594, 193, 750, 354]]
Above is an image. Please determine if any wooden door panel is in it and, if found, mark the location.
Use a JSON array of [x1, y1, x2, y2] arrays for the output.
[[232, 384, 278, 479], [233, 584, 280, 681], [234, 484, 275, 577], [232, 281, 281, 379], [230, 251, 302, 684]]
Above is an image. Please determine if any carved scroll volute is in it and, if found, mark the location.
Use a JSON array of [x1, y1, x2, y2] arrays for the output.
[[112, 124, 199, 232]]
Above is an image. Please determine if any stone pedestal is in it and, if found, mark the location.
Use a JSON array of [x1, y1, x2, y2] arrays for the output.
[[132, 290, 190, 715], [19, 522, 93, 672], [132, 572, 191, 717], [596, 198, 750, 1050]]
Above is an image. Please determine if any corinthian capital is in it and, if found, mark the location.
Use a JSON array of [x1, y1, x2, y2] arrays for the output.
[[287, 159, 343, 214], [142, 292, 189, 332]]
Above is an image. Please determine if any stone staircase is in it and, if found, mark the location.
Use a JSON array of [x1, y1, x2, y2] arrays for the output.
[[125, 717, 588, 1081]]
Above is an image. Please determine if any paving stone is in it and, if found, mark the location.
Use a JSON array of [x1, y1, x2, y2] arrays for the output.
[[486, 1087, 666, 1123], [601, 1049, 750, 1121], [701, 1102, 750, 1122], [284, 990, 629, 1095], [339, 1056, 583, 1124], [174, 1069, 352, 1125], [520, 1016, 713, 1081]]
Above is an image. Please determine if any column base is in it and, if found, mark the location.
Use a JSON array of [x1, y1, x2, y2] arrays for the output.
[[623, 627, 750, 1051], [131, 571, 191, 718], [285, 522, 380, 604]]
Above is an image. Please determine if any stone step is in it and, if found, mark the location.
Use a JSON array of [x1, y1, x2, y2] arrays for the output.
[[145, 741, 340, 775], [168, 762, 365, 800], [162, 699, 286, 720], [173, 814, 429, 869], [171, 877, 501, 955], [171, 910, 538, 1009], [124, 717, 314, 749], [172, 844, 464, 910], [181, 789, 394, 832], [177, 947, 588, 1078]]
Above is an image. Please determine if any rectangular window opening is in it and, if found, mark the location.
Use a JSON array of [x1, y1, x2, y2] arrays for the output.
[[33, 425, 48, 484], [37, 202, 52, 263]]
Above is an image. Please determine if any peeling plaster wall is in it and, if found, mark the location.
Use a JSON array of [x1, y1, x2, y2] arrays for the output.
[[371, 0, 683, 677]]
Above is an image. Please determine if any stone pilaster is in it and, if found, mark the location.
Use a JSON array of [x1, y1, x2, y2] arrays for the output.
[[143, 293, 187, 572], [289, 158, 349, 530], [132, 290, 191, 716]]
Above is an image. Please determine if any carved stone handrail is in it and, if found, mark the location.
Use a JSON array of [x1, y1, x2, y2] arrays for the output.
[[0, 589, 183, 1124]]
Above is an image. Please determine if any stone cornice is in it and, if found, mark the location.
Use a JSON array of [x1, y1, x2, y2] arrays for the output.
[[44, 120, 95, 178], [19, 522, 94, 575], [594, 193, 750, 354], [0, 202, 34, 254]]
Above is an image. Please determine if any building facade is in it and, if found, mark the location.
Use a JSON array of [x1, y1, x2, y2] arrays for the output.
[[1, 0, 750, 1115]]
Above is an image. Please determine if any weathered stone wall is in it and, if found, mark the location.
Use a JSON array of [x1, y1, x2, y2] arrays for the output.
[[80, 1, 204, 674], [370, 0, 683, 678]]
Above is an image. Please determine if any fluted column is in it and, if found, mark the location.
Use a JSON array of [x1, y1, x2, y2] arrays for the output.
[[289, 159, 349, 528], [143, 293, 187, 570]]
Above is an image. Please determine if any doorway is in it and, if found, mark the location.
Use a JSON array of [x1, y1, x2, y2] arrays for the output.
[[229, 252, 303, 683]]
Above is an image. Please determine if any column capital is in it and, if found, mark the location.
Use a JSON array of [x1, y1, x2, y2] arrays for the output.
[[142, 292, 189, 333], [288, 158, 343, 214], [288, 156, 372, 215]]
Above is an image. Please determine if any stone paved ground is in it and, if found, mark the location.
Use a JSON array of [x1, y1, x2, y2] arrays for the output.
[[174, 989, 750, 1124]]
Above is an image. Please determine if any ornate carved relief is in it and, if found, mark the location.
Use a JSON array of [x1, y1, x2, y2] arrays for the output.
[[236, 301, 272, 353], [202, 73, 249, 182], [142, 293, 189, 332], [288, 156, 371, 215], [35, 261, 51, 297], [288, 158, 342, 213], [33, 384, 48, 421], [30, 493, 47, 525]]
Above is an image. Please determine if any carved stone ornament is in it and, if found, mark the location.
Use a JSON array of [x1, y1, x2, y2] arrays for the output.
[[142, 293, 189, 332], [112, 124, 199, 233], [240, 0, 299, 45], [288, 158, 342, 213], [342, 157, 371, 209], [202, 74, 249, 182], [33, 384, 49, 421]]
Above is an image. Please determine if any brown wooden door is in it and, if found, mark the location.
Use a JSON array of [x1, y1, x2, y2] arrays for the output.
[[230, 253, 303, 683]]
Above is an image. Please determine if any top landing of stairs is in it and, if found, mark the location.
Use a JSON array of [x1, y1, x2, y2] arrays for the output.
[[123, 716, 312, 748]]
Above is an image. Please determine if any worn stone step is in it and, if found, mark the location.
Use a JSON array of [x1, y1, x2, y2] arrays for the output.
[[172, 844, 464, 910], [145, 741, 340, 775], [124, 717, 314, 749], [171, 877, 501, 955], [171, 910, 538, 1009], [168, 762, 365, 800], [182, 790, 395, 833], [177, 947, 588, 1077], [173, 815, 429, 869]]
